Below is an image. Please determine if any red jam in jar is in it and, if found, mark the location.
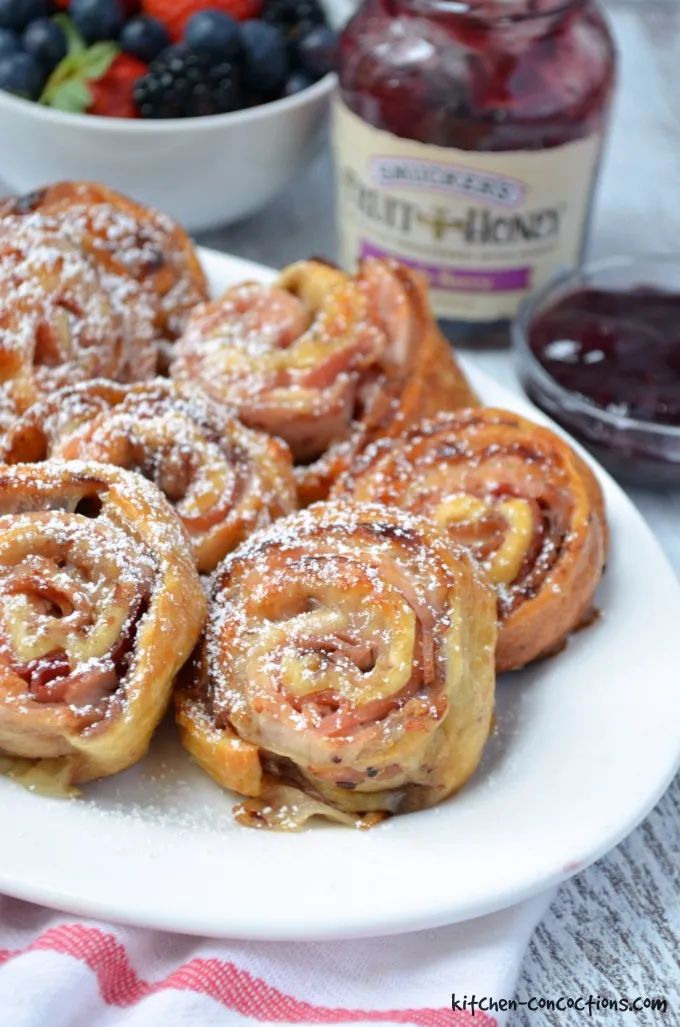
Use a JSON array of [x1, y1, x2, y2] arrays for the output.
[[334, 0, 616, 343], [529, 287, 680, 427]]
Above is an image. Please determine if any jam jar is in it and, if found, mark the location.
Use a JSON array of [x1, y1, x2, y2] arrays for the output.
[[334, 0, 617, 344]]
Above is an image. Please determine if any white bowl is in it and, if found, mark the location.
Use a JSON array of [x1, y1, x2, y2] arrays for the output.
[[0, 73, 335, 231]]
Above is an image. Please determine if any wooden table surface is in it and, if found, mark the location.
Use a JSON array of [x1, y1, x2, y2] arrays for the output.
[[199, 2, 680, 1022]]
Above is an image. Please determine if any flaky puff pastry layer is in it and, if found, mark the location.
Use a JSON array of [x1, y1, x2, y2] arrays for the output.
[[171, 258, 477, 504], [176, 502, 496, 829], [333, 409, 608, 672], [0, 461, 205, 786], [0, 181, 208, 357], [0, 218, 156, 431], [1, 378, 297, 573]]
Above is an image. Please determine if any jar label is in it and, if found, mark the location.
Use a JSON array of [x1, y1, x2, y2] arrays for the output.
[[333, 98, 603, 323]]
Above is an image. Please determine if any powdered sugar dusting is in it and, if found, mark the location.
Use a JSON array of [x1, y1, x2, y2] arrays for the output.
[[171, 258, 468, 501], [0, 182, 208, 347], [0, 213, 157, 414], [180, 500, 495, 826], [335, 408, 588, 616], [0, 460, 204, 783], [2, 378, 298, 572]]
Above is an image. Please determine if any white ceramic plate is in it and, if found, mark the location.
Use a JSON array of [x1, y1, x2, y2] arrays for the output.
[[1, 249, 679, 941]]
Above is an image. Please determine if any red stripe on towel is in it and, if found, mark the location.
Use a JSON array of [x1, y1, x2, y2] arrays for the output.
[[0, 922, 497, 1026]]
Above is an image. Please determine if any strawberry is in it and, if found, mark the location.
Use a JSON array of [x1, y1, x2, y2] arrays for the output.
[[142, 0, 262, 40], [89, 52, 147, 116], [40, 15, 144, 116]]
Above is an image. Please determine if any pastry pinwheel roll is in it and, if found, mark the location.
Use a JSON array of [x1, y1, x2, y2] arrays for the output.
[[176, 502, 496, 829], [171, 258, 476, 503], [0, 378, 297, 572], [333, 408, 608, 672], [0, 217, 154, 423], [0, 461, 205, 788], [1, 181, 208, 364]]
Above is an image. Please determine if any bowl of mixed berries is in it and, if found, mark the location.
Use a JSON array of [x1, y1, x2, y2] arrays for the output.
[[0, 0, 338, 227]]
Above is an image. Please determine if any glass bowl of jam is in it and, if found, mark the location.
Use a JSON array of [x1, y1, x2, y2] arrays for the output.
[[513, 255, 680, 487]]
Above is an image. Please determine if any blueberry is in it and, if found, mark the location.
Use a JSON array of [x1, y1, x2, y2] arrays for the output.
[[282, 69, 312, 96], [0, 0, 50, 33], [184, 10, 240, 61], [240, 20, 288, 94], [22, 18, 66, 71], [0, 26, 19, 55], [69, 0, 123, 42], [0, 49, 43, 97], [262, 0, 325, 29], [120, 14, 168, 61], [294, 24, 336, 79]]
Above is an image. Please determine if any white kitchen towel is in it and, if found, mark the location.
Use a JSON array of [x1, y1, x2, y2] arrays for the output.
[[0, 890, 552, 1027]]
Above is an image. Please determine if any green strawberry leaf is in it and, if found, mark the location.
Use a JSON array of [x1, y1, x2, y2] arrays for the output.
[[80, 42, 120, 80], [46, 77, 93, 114], [39, 32, 120, 112], [40, 55, 84, 106]]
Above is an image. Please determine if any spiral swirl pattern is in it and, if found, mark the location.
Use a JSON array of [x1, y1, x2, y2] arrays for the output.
[[1, 379, 298, 572], [0, 216, 153, 428], [171, 258, 477, 503], [1, 182, 208, 363], [176, 502, 496, 829], [0, 461, 205, 785], [333, 408, 608, 671]]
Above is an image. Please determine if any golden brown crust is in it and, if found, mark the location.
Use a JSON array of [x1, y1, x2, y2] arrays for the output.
[[171, 258, 477, 504], [0, 461, 206, 784], [333, 408, 608, 672], [0, 181, 208, 359], [0, 218, 150, 418], [0, 378, 298, 573], [176, 502, 496, 828]]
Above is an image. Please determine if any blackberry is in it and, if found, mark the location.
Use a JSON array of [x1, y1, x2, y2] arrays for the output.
[[134, 44, 242, 118]]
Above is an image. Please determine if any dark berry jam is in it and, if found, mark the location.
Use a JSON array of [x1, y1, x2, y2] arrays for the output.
[[529, 287, 680, 426], [339, 0, 615, 153]]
